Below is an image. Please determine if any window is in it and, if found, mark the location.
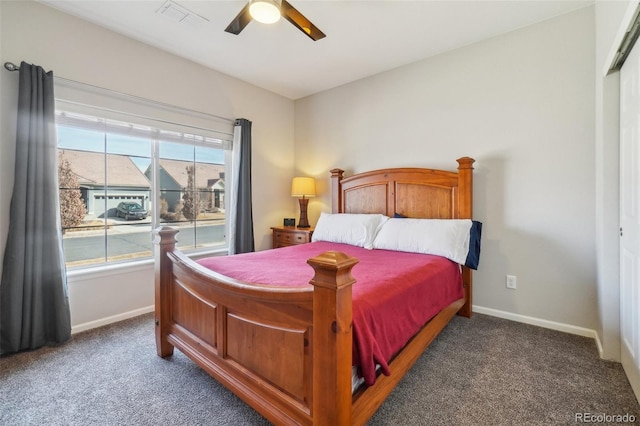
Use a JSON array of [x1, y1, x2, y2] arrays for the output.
[[56, 111, 232, 268]]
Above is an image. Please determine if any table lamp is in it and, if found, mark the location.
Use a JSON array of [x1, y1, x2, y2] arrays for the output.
[[291, 177, 316, 228]]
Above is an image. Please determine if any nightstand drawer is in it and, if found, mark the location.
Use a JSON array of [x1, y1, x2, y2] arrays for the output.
[[271, 227, 314, 248], [276, 231, 309, 245]]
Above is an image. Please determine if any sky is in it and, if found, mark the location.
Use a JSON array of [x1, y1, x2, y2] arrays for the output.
[[57, 126, 225, 172]]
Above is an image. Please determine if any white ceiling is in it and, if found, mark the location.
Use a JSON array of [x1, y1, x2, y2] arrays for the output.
[[39, 0, 593, 100]]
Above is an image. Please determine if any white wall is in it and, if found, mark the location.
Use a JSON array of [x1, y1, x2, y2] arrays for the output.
[[295, 8, 597, 332], [0, 1, 296, 330]]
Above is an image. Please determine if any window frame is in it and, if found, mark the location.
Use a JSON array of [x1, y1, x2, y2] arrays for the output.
[[56, 107, 234, 270]]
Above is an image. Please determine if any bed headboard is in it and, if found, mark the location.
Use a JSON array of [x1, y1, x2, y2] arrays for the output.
[[330, 157, 474, 219], [330, 157, 475, 317]]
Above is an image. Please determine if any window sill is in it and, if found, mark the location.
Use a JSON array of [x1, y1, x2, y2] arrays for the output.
[[67, 258, 154, 280], [67, 247, 229, 280]]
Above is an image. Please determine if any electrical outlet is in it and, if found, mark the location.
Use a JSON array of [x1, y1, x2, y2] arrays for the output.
[[506, 275, 517, 289]]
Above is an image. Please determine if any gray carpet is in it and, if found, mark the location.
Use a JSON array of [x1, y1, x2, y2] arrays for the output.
[[1, 313, 638, 425]]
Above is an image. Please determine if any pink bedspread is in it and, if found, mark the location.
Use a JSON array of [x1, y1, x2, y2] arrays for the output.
[[197, 241, 463, 385]]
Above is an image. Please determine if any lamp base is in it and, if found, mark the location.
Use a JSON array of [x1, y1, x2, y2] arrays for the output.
[[298, 198, 310, 228]]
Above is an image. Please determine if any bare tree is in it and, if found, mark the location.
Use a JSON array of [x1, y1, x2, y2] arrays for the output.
[[181, 165, 198, 220], [58, 153, 87, 233]]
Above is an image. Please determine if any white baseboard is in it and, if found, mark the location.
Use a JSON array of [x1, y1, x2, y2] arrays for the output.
[[71, 305, 154, 334], [472, 305, 601, 348], [70, 304, 604, 356]]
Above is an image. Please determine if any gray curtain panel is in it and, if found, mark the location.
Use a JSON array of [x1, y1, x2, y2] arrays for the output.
[[233, 118, 255, 254], [0, 62, 71, 355]]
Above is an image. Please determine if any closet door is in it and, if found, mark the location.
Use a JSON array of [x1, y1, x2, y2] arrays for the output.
[[620, 35, 640, 396]]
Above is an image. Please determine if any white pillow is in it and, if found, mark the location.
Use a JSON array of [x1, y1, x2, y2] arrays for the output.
[[372, 218, 472, 264], [312, 213, 389, 249]]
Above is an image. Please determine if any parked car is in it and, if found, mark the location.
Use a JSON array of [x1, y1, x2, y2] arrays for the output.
[[116, 201, 147, 220]]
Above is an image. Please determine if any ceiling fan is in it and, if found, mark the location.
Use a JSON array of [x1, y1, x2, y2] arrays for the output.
[[225, 0, 326, 41]]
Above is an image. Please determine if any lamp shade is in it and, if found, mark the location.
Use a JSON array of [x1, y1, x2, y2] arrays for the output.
[[291, 177, 316, 198], [249, 0, 282, 24]]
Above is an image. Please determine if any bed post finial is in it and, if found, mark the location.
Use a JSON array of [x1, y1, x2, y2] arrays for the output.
[[153, 226, 179, 357], [330, 169, 344, 213], [456, 156, 475, 168], [308, 250, 358, 425]]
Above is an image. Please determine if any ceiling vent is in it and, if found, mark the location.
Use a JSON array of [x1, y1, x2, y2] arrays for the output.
[[155, 0, 209, 27]]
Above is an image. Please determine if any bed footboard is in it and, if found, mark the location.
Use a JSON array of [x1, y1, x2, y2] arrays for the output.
[[153, 227, 358, 425]]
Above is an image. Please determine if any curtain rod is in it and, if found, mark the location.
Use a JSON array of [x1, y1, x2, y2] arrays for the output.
[[3, 61, 235, 125]]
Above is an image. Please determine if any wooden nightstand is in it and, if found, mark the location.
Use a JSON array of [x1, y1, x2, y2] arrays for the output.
[[271, 226, 314, 248]]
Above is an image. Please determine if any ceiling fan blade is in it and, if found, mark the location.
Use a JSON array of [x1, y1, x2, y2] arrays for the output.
[[281, 0, 326, 41], [225, 2, 252, 35]]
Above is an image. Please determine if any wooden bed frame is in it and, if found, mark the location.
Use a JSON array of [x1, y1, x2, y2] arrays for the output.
[[153, 157, 475, 425]]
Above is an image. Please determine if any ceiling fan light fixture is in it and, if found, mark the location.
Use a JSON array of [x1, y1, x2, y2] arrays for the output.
[[249, 0, 282, 24], [225, 0, 325, 41]]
